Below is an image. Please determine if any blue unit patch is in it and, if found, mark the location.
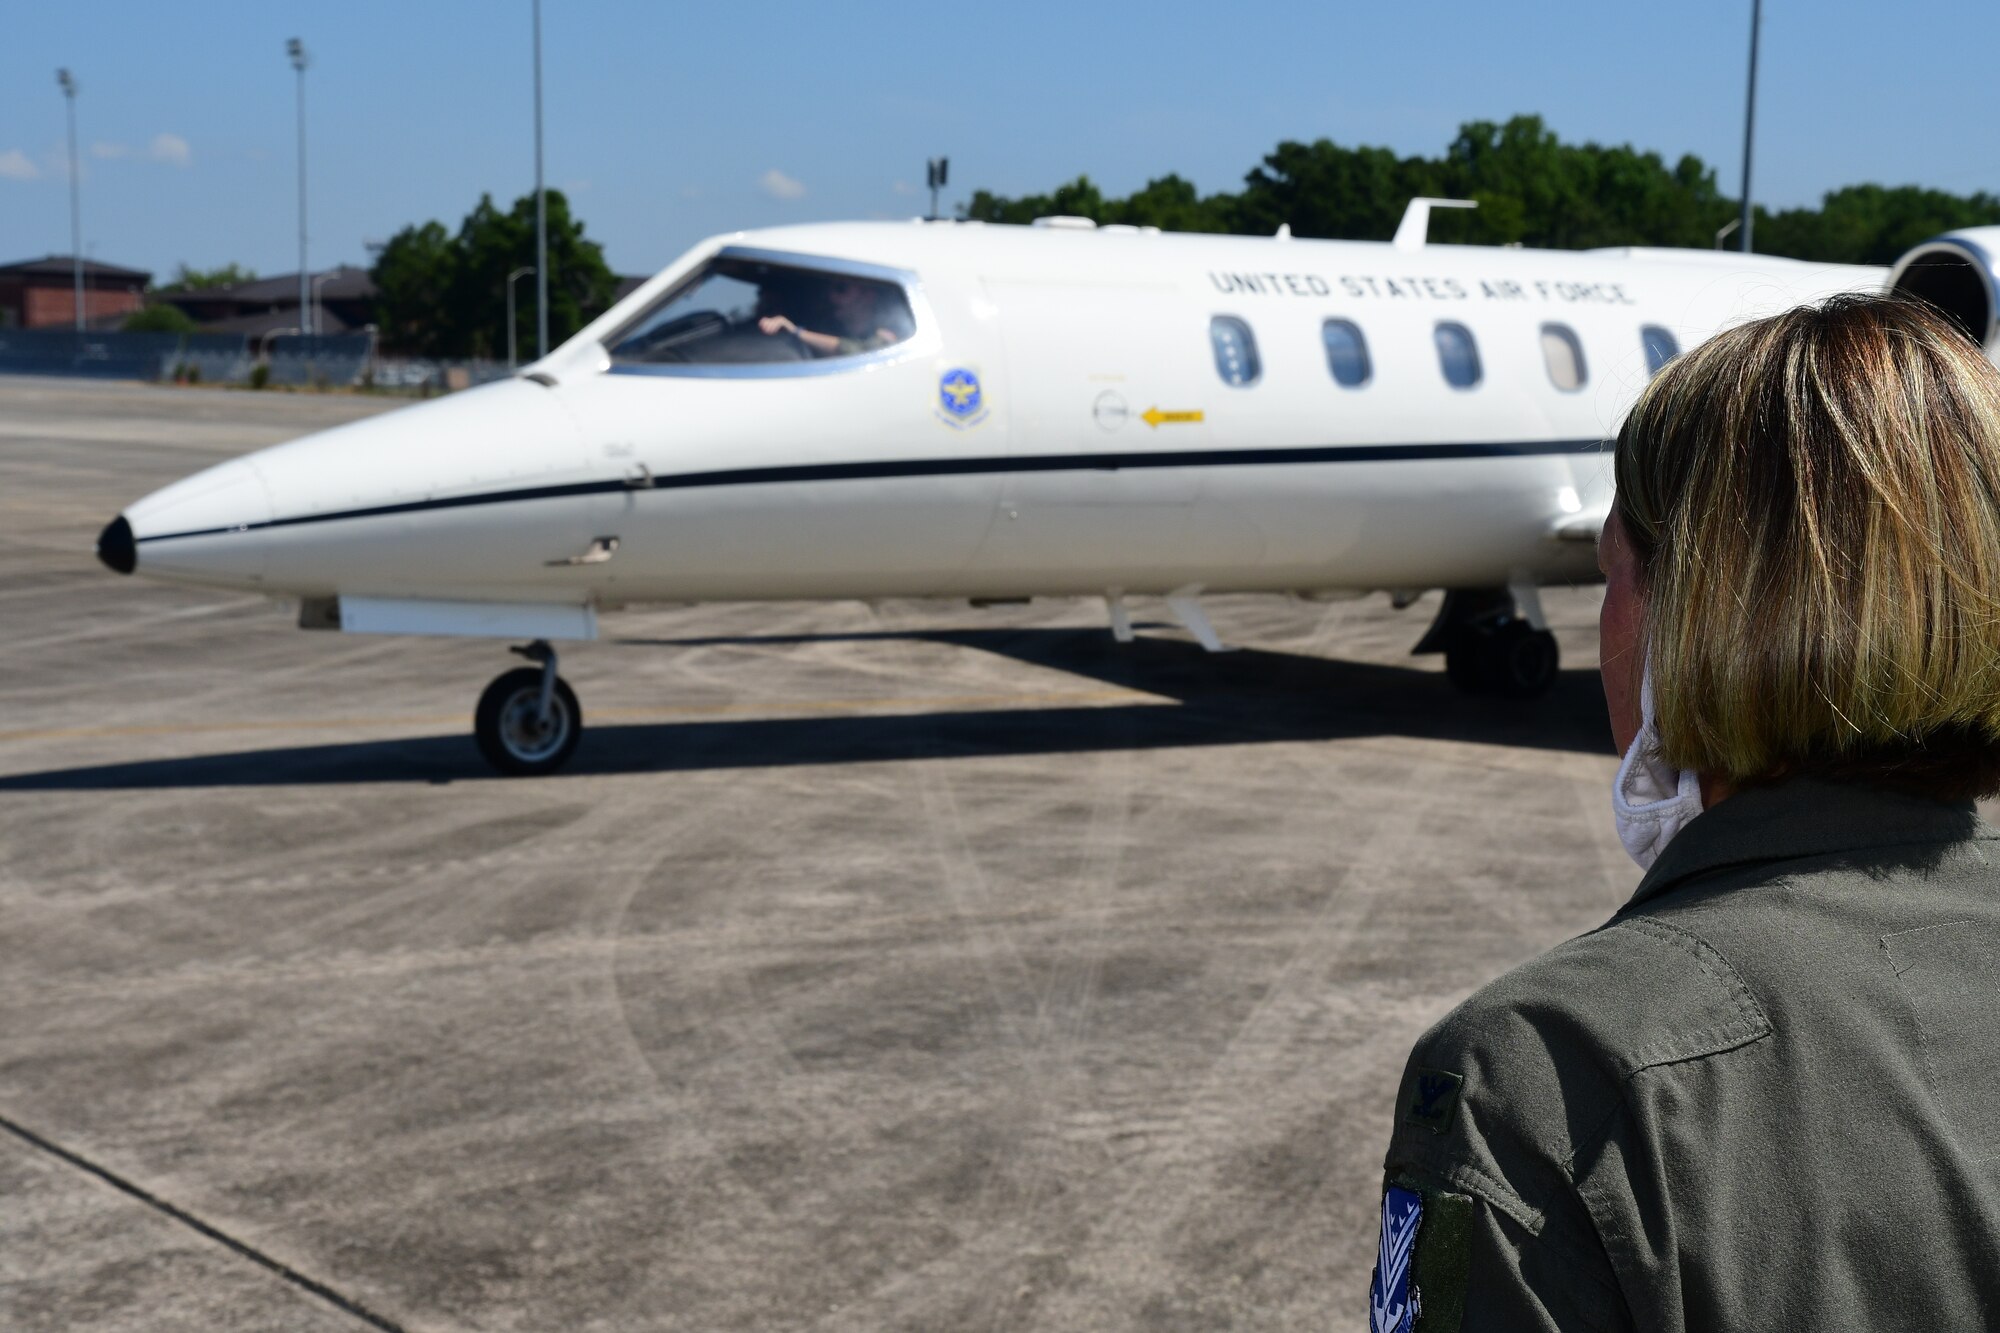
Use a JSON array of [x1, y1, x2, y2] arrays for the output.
[[1370, 1185, 1423, 1333], [937, 367, 987, 428]]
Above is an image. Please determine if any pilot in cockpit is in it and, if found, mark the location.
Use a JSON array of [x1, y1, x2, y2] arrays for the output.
[[757, 276, 910, 358], [607, 261, 915, 367]]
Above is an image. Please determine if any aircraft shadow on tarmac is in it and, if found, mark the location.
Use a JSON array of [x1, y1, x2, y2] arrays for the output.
[[0, 627, 1612, 789]]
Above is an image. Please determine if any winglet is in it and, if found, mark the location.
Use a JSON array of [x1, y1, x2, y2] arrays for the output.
[[1393, 197, 1479, 252]]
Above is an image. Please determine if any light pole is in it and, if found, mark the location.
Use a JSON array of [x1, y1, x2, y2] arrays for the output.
[[1738, 0, 1761, 254], [288, 38, 311, 334], [56, 69, 82, 330], [311, 271, 335, 339], [926, 157, 948, 222], [506, 265, 535, 368], [532, 0, 548, 360]]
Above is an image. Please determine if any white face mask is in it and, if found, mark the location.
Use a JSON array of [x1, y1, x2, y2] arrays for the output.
[[1612, 659, 1705, 870]]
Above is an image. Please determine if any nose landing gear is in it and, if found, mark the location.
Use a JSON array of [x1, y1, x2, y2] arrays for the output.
[[475, 640, 583, 775]]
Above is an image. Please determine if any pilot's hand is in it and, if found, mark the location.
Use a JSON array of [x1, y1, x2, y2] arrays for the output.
[[758, 315, 796, 336]]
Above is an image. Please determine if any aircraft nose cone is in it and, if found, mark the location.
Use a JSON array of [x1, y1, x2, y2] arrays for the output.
[[97, 514, 136, 575]]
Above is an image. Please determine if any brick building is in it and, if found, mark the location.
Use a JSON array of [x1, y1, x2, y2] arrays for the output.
[[0, 256, 152, 329]]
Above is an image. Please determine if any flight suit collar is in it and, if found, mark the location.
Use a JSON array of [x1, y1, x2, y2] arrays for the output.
[[1625, 777, 1993, 911]]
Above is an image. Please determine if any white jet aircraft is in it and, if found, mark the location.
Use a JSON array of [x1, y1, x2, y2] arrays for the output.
[[94, 202, 2000, 774]]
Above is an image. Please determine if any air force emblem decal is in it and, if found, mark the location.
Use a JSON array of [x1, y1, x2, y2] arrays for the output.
[[936, 366, 988, 429], [1369, 1185, 1423, 1333]]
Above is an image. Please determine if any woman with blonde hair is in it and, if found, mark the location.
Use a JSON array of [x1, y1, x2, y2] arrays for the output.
[[1370, 294, 2000, 1332]]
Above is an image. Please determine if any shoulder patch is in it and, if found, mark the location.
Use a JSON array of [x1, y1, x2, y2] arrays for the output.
[[1370, 1181, 1474, 1333], [1402, 1067, 1463, 1134], [1369, 1185, 1423, 1333]]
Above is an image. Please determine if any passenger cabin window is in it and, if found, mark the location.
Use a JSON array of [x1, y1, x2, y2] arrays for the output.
[[1321, 319, 1372, 387], [1434, 321, 1482, 389], [1540, 323, 1587, 391], [609, 256, 915, 368], [1210, 316, 1260, 385], [1641, 325, 1680, 377]]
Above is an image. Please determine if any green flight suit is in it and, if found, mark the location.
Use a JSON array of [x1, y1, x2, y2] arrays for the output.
[[1376, 778, 2000, 1331]]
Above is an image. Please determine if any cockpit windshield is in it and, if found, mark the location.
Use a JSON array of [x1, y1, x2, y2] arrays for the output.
[[609, 255, 916, 368]]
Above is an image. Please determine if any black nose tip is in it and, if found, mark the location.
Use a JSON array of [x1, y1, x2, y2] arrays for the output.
[[97, 515, 136, 574]]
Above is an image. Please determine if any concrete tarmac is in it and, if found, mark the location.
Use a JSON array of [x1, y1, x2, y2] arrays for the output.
[[0, 377, 1635, 1331]]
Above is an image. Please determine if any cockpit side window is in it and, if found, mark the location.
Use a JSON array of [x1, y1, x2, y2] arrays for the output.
[[609, 256, 916, 368]]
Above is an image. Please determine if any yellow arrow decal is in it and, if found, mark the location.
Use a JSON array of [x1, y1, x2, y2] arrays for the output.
[[1141, 407, 1205, 428]]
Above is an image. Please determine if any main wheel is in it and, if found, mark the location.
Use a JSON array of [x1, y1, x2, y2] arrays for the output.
[[1478, 621, 1560, 699], [1445, 633, 1490, 696], [1443, 621, 1560, 699], [474, 667, 582, 776]]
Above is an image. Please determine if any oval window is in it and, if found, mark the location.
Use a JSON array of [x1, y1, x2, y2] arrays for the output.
[[1540, 322, 1587, 391], [1641, 325, 1680, 377], [1434, 321, 1482, 389], [1210, 315, 1261, 386], [1322, 319, 1372, 387]]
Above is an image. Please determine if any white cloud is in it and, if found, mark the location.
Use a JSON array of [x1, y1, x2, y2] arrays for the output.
[[890, 179, 918, 196], [758, 168, 806, 201], [149, 133, 191, 167], [91, 141, 131, 160], [0, 149, 39, 181]]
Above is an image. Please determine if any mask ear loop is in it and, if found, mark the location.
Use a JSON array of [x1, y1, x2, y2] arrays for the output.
[[1612, 653, 1706, 869]]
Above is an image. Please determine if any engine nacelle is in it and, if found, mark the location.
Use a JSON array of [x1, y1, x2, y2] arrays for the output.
[[1888, 228, 2000, 353]]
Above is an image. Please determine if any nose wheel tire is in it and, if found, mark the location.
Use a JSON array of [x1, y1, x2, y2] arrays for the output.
[[1445, 620, 1559, 699], [475, 667, 582, 776]]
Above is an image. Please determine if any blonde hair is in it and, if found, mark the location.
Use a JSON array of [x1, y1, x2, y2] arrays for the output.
[[1615, 293, 2000, 797]]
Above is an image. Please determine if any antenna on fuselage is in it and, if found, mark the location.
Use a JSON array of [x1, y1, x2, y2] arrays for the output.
[[1392, 197, 1478, 252]]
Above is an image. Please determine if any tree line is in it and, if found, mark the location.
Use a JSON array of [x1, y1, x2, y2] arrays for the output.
[[964, 115, 2000, 266], [370, 190, 615, 358], [131, 196, 618, 356], [143, 115, 2000, 350]]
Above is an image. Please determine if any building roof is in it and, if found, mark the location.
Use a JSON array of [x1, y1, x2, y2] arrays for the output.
[[0, 255, 153, 283], [163, 264, 376, 306], [198, 307, 361, 338]]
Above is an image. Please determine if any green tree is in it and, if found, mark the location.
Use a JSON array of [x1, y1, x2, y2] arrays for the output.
[[1235, 139, 1437, 240], [160, 262, 256, 291], [1757, 184, 2000, 265], [961, 115, 2000, 263], [964, 175, 1110, 225], [370, 219, 456, 357], [369, 190, 616, 357], [122, 303, 197, 333], [1111, 174, 1238, 232], [966, 172, 1237, 233], [1429, 117, 1732, 248]]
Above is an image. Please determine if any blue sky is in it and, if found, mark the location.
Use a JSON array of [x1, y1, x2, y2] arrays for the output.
[[2, 1, 1995, 283]]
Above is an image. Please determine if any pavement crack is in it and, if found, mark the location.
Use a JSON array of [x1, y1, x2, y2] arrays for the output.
[[0, 1109, 409, 1333]]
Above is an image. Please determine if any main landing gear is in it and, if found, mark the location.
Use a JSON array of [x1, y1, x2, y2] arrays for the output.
[[1413, 587, 1560, 700], [475, 640, 582, 776]]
